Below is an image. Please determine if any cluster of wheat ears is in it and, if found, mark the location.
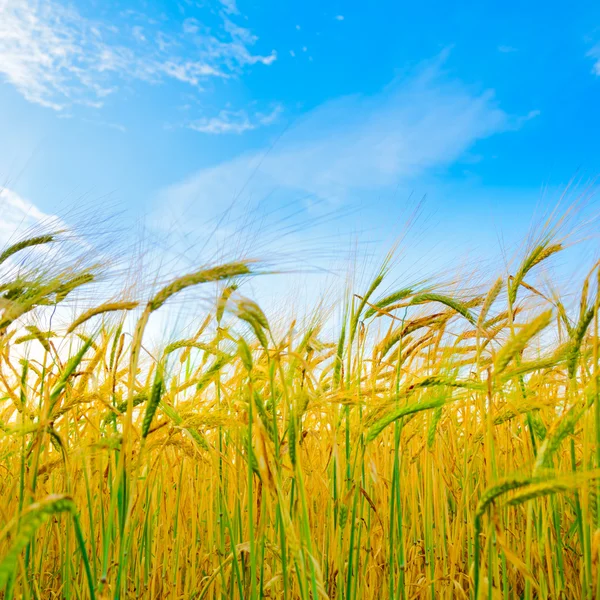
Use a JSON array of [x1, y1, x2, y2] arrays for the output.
[[0, 218, 599, 600]]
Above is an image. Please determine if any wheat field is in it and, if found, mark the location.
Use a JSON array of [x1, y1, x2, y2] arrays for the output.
[[0, 219, 599, 599]]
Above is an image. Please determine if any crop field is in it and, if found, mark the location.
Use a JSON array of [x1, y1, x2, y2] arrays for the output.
[[0, 222, 599, 599]]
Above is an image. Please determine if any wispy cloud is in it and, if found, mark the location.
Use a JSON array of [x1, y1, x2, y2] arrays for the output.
[[497, 45, 518, 53], [154, 57, 532, 234], [335, 15, 345, 21], [219, 0, 239, 16], [518, 109, 541, 124], [0, 0, 276, 111], [588, 44, 600, 75], [188, 105, 283, 134]]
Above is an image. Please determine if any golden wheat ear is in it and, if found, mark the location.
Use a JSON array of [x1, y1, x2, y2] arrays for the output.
[[67, 301, 139, 334], [494, 309, 553, 375]]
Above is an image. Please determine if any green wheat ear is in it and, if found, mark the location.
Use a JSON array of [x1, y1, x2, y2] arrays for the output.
[[14, 325, 56, 352], [0, 233, 59, 266], [159, 401, 210, 451], [235, 297, 270, 348], [473, 475, 537, 599], [426, 404, 443, 448], [0, 495, 95, 599], [503, 470, 600, 506], [48, 335, 95, 414], [216, 283, 238, 323], [0, 495, 72, 588], [567, 306, 595, 379], [477, 277, 503, 329], [509, 241, 563, 305], [148, 261, 252, 312], [364, 286, 414, 319], [366, 395, 448, 442], [141, 365, 164, 439], [237, 336, 254, 372], [534, 402, 589, 472], [409, 292, 476, 325], [349, 272, 385, 343]]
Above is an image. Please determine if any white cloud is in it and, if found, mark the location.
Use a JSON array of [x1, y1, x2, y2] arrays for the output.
[[188, 104, 282, 134], [154, 57, 525, 233], [588, 44, 600, 75], [0, 188, 62, 245], [335, 15, 345, 21], [0, 0, 276, 110]]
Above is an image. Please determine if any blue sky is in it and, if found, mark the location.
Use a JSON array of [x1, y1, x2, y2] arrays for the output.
[[1, 0, 600, 315]]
